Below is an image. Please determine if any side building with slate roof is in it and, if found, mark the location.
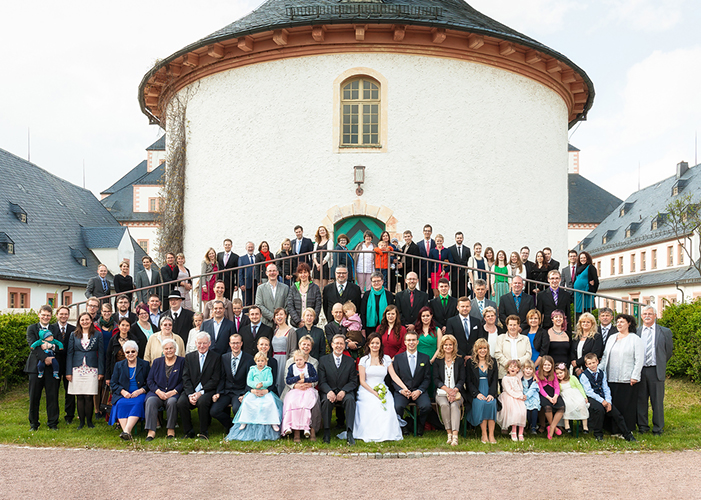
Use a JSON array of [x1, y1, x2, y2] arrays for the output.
[[100, 136, 165, 256], [0, 148, 149, 313], [576, 160, 701, 316]]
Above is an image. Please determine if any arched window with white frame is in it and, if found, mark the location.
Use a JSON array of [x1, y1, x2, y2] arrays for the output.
[[341, 77, 381, 147]]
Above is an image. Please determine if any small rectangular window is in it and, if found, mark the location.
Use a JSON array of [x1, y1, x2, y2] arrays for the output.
[[668, 246, 674, 266], [9, 292, 16, 308], [610, 258, 615, 275], [641, 251, 646, 271], [20, 293, 28, 308], [630, 254, 636, 273], [619, 256, 624, 274], [138, 240, 149, 253], [679, 244, 684, 265], [652, 249, 657, 269]]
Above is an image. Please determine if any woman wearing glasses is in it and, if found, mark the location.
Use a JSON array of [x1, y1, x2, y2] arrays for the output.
[[109, 340, 150, 440]]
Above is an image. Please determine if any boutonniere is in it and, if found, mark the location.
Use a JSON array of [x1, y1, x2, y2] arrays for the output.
[[420, 363, 425, 367]]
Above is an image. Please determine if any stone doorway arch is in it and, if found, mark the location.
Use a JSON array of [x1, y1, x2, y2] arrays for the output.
[[322, 200, 398, 245]]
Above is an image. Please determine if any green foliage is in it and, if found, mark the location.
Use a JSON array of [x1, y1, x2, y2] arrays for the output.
[[0, 311, 38, 391], [659, 299, 701, 381]]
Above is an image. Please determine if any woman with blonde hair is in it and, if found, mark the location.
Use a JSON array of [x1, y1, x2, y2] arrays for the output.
[[509, 252, 526, 280], [467, 338, 498, 443], [276, 238, 294, 287], [200, 247, 219, 303], [433, 334, 465, 446], [175, 253, 193, 310], [312, 226, 332, 289], [571, 312, 603, 376]]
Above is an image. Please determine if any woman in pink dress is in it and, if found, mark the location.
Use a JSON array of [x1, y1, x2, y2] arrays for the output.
[[200, 248, 218, 302], [281, 350, 319, 442], [497, 359, 527, 441]]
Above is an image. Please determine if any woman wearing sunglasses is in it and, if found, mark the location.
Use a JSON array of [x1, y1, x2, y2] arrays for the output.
[[109, 340, 150, 440]]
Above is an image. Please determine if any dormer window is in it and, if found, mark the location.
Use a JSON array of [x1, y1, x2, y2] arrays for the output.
[[0, 233, 14, 254], [672, 179, 688, 196], [625, 222, 641, 239], [652, 213, 667, 230], [602, 229, 616, 245], [9, 202, 27, 223], [619, 202, 634, 217], [70, 247, 87, 267]]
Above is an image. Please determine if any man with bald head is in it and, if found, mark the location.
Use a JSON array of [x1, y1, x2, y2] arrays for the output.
[[395, 272, 429, 326]]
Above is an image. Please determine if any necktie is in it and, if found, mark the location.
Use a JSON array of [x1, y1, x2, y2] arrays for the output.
[[101, 279, 107, 293], [458, 247, 462, 259], [479, 301, 484, 314], [297, 240, 301, 253], [335, 356, 341, 368], [410, 354, 416, 377], [410, 290, 414, 307], [463, 317, 469, 337], [173, 312, 178, 321], [515, 294, 521, 312], [644, 327, 655, 366], [250, 255, 254, 265], [441, 296, 447, 307], [339, 284, 344, 295], [199, 353, 205, 372], [571, 265, 575, 282], [552, 289, 558, 305], [602, 326, 609, 343], [231, 355, 238, 376], [425, 241, 429, 254], [224, 253, 229, 265], [61, 326, 66, 335], [236, 316, 241, 330], [252, 325, 257, 337]]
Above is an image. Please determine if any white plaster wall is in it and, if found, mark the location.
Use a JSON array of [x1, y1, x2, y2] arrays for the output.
[[0, 280, 74, 313], [175, 53, 569, 262], [134, 186, 161, 213], [127, 226, 158, 256], [91, 249, 119, 275]]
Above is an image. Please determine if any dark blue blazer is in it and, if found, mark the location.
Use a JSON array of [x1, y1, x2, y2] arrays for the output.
[[146, 355, 185, 400], [391, 351, 431, 393], [217, 351, 255, 397], [201, 317, 235, 355], [292, 237, 314, 265], [285, 362, 318, 385], [238, 253, 258, 288], [417, 238, 436, 276], [428, 247, 454, 275], [110, 357, 150, 405], [66, 332, 105, 376]]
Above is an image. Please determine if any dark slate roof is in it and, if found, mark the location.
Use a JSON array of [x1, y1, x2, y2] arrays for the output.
[[82, 227, 127, 249], [598, 265, 701, 291], [101, 160, 147, 195], [568, 174, 622, 224], [146, 135, 165, 151], [568, 143, 580, 152], [139, 0, 594, 127], [0, 148, 143, 286], [100, 164, 164, 223], [578, 163, 701, 256]]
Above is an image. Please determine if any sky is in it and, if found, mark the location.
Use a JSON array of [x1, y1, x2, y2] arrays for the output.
[[1, 0, 699, 201]]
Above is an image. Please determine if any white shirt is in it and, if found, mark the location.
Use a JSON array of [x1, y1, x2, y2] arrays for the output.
[[212, 318, 223, 339]]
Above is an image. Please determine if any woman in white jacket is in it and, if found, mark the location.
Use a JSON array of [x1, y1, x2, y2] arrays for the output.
[[354, 230, 375, 293]]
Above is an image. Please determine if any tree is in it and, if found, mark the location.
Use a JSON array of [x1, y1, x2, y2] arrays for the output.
[[663, 193, 701, 277]]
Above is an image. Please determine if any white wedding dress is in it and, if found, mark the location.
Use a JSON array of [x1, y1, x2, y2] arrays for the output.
[[353, 355, 403, 442]]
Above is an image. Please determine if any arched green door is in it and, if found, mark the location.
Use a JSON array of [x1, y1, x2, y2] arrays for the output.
[[334, 216, 385, 248]]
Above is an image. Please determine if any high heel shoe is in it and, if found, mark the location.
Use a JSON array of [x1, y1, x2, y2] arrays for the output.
[[510, 431, 517, 442]]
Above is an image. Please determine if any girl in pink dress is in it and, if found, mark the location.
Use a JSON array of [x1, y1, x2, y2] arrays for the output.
[[497, 359, 527, 441], [281, 350, 319, 442]]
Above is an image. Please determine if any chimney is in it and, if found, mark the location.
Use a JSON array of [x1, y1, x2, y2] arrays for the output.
[[677, 161, 689, 179]]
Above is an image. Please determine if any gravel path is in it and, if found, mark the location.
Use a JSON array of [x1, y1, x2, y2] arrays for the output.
[[1, 446, 699, 499]]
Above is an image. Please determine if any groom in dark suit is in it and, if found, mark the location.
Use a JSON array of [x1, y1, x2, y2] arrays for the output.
[[210, 334, 254, 433], [318, 334, 359, 445], [392, 330, 431, 435]]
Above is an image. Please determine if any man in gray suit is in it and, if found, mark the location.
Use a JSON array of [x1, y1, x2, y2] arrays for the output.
[[470, 279, 496, 321], [85, 264, 111, 304], [134, 255, 162, 305], [560, 250, 578, 289], [255, 263, 289, 327], [636, 305, 673, 435]]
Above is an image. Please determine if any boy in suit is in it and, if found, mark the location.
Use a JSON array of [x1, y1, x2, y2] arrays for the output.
[[429, 278, 457, 330], [392, 330, 431, 435]]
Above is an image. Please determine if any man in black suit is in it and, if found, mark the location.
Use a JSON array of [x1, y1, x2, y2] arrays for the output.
[[429, 278, 457, 330], [239, 306, 273, 356], [200, 301, 235, 355], [322, 265, 362, 325], [400, 230, 421, 280], [543, 247, 560, 272], [217, 238, 239, 300], [417, 224, 436, 293], [446, 297, 485, 360], [50, 305, 76, 424], [360, 272, 395, 334], [162, 291, 195, 346], [498, 276, 534, 332], [25, 305, 60, 431], [324, 303, 346, 347], [113, 294, 137, 324], [134, 255, 162, 306], [470, 279, 496, 322], [597, 307, 616, 344], [84, 264, 111, 304], [177, 332, 222, 439], [159, 252, 179, 298], [448, 232, 471, 299], [560, 250, 578, 289], [231, 298, 250, 334], [210, 334, 254, 433], [392, 330, 432, 435], [292, 225, 314, 266], [319, 334, 359, 444], [536, 270, 572, 333], [395, 272, 429, 326]]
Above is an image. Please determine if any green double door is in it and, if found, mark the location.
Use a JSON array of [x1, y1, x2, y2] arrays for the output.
[[334, 216, 385, 248]]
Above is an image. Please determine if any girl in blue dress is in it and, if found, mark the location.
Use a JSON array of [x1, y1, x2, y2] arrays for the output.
[[226, 352, 283, 442], [467, 338, 498, 443]]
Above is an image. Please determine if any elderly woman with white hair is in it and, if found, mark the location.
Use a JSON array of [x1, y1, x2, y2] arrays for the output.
[[144, 338, 185, 440], [109, 340, 150, 440]]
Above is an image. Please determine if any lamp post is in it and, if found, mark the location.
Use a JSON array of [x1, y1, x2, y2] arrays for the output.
[[354, 165, 365, 196]]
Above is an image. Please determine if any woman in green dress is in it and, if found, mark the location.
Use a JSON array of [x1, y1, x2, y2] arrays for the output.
[[414, 306, 442, 397], [490, 250, 510, 308]]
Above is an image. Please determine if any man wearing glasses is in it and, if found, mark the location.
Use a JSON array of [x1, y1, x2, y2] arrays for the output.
[[322, 265, 361, 324]]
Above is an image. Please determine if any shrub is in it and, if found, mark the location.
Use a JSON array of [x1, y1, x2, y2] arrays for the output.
[[0, 311, 38, 391], [659, 300, 701, 381]]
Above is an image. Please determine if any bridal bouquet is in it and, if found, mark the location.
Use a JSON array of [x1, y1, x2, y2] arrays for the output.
[[373, 383, 388, 411]]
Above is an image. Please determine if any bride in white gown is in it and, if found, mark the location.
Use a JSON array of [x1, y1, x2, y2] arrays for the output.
[[354, 333, 406, 442]]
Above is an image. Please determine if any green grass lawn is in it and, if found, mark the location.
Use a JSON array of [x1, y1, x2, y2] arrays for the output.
[[2, 379, 700, 454]]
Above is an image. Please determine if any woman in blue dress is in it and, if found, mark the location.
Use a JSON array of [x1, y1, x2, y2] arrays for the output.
[[226, 352, 283, 442], [109, 341, 150, 440], [573, 251, 599, 315], [467, 338, 498, 443]]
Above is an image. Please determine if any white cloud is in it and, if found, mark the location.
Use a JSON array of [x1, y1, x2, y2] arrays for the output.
[[600, 0, 684, 32], [469, 0, 583, 35]]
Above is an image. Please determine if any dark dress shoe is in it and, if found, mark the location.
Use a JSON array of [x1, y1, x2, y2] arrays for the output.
[[624, 433, 637, 442], [30, 425, 39, 431], [166, 435, 175, 439], [323, 430, 331, 444], [183, 430, 196, 439], [595, 436, 604, 442], [77, 422, 85, 430], [49, 426, 58, 431], [120, 432, 132, 441], [86, 421, 95, 429], [65, 418, 74, 425], [347, 431, 355, 446], [145, 436, 154, 442]]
